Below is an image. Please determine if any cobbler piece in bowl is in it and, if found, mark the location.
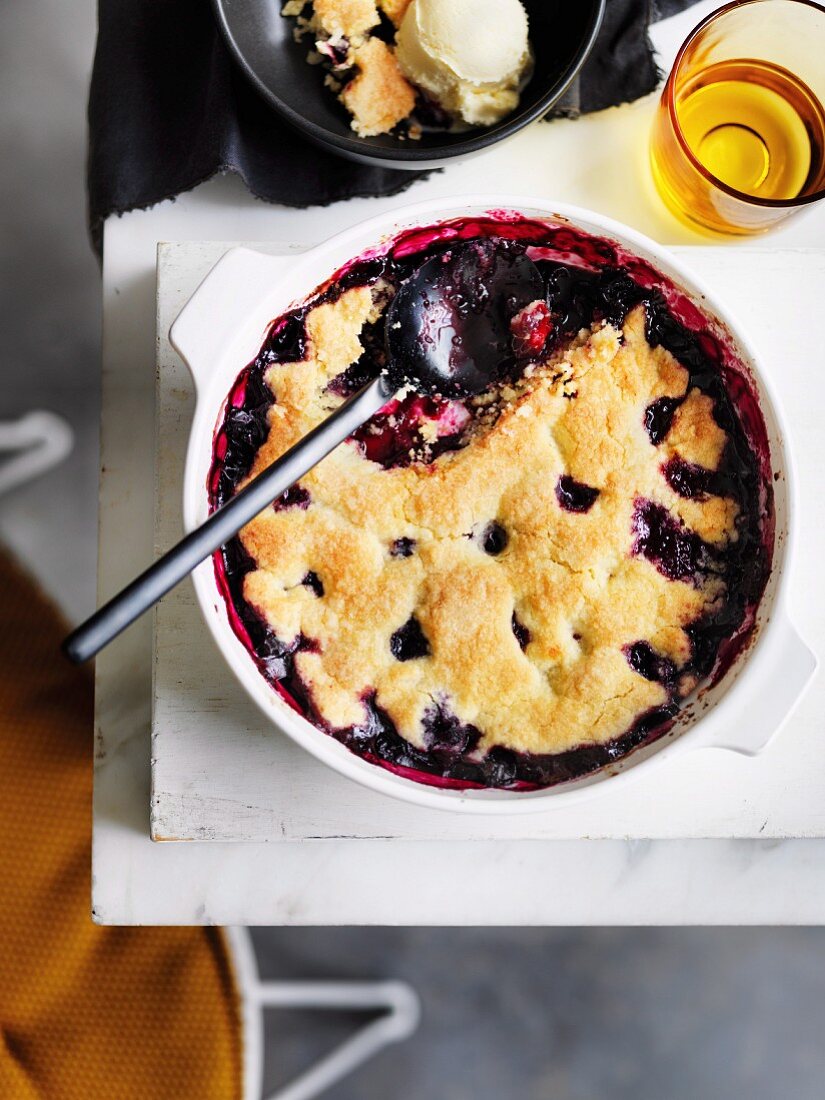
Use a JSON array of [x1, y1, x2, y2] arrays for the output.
[[282, 0, 533, 136], [209, 216, 773, 791]]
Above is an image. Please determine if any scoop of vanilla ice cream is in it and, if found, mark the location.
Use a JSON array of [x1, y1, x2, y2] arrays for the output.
[[396, 0, 532, 127]]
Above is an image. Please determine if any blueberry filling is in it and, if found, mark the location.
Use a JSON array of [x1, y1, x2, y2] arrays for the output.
[[484, 747, 519, 787], [326, 317, 387, 399], [209, 218, 771, 791], [412, 93, 453, 130], [555, 475, 600, 513], [316, 36, 350, 67], [334, 695, 678, 789], [663, 456, 717, 500], [256, 633, 295, 684], [624, 641, 677, 686], [390, 617, 430, 661], [351, 393, 466, 468], [274, 485, 311, 511], [210, 369, 272, 506], [644, 396, 683, 445], [512, 612, 531, 650], [481, 522, 508, 555], [423, 701, 481, 757], [302, 571, 324, 597], [390, 537, 416, 558], [265, 311, 309, 364], [632, 498, 713, 584]]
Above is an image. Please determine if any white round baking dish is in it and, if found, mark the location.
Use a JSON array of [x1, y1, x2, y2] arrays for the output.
[[170, 196, 815, 814]]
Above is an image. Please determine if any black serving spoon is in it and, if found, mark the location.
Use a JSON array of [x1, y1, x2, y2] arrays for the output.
[[63, 242, 544, 663]]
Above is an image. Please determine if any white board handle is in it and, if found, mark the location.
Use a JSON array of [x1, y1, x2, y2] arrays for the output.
[[701, 615, 816, 757], [169, 246, 292, 394]]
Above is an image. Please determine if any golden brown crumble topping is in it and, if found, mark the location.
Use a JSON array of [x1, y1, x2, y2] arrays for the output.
[[235, 287, 740, 759], [312, 0, 379, 40], [341, 38, 417, 136]]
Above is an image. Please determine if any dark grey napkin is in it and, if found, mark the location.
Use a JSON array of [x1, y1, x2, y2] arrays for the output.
[[554, 0, 693, 117], [87, 0, 698, 254]]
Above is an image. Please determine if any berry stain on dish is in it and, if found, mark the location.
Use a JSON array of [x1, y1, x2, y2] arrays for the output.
[[281, 0, 534, 137], [208, 213, 774, 791]]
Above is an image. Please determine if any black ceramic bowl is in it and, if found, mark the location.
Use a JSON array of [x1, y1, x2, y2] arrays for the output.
[[213, 0, 606, 169]]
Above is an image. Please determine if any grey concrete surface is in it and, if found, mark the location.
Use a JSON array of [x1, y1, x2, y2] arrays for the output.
[[0, 0, 100, 622], [2, 5, 825, 1100], [253, 927, 825, 1100]]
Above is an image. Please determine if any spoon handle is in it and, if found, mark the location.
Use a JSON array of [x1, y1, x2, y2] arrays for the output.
[[63, 375, 394, 664]]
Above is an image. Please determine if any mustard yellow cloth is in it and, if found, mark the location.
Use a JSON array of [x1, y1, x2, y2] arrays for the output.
[[0, 549, 243, 1099]]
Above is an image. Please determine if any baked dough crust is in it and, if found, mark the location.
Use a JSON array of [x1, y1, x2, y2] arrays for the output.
[[237, 287, 740, 757]]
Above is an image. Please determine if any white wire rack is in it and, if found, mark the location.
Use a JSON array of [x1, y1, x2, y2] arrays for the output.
[[0, 410, 73, 497], [226, 927, 420, 1100]]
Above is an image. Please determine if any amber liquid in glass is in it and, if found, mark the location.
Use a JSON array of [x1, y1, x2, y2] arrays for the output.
[[652, 58, 825, 232], [679, 60, 825, 198]]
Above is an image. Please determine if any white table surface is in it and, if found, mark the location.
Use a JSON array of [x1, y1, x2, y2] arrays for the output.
[[93, 1, 825, 924]]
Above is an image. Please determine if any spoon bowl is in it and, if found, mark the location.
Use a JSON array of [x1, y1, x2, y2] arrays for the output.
[[386, 241, 545, 398]]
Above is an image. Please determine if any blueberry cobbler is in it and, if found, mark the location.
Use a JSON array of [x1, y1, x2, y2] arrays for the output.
[[209, 215, 773, 791], [282, 0, 533, 136]]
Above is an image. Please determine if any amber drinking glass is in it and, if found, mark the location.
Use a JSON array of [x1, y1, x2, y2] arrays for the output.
[[650, 0, 825, 235]]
